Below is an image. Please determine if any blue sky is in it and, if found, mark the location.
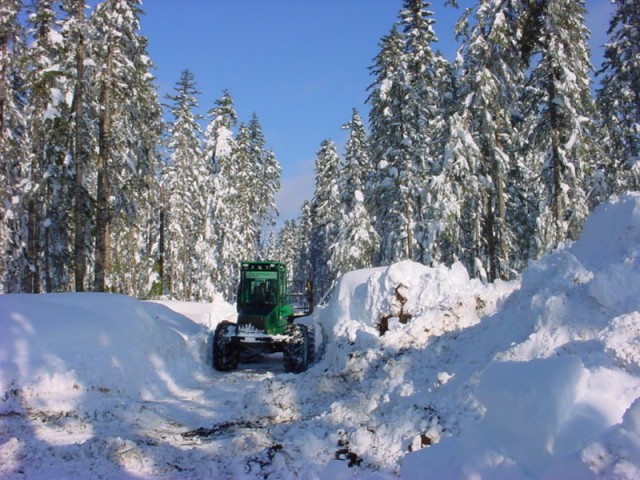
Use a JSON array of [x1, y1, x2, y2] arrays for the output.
[[138, 0, 614, 223]]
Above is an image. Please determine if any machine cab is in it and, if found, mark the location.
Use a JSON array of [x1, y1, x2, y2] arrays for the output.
[[237, 261, 287, 317]]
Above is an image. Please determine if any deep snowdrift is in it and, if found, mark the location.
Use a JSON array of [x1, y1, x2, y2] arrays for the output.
[[1, 193, 640, 479]]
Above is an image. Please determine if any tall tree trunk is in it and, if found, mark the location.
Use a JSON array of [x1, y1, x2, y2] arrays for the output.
[[485, 193, 496, 282], [495, 160, 507, 279], [94, 44, 113, 291], [26, 199, 41, 292], [548, 71, 563, 247], [72, 0, 87, 291], [492, 126, 508, 281], [26, 110, 44, 293], [0, 33, 7, 138], [405, 201, 413, 261], [159, 184, 165, 296]]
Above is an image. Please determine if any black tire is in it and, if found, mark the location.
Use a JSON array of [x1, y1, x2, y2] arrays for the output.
[[306, 324, 316, 364], [283, 323, 309, 373], [213, 322, 239, 371]]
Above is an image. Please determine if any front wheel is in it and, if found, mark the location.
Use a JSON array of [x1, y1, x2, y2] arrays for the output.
[[283, 323, 309, 373], [213, 321, 239, 371]]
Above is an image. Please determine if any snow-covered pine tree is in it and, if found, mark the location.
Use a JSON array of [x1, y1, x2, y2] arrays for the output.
[[204, 90, 241, 299], [230, 122, 259, 258], [330, 109, 378, 276], [275, 219, 300, 278], [440, 0, 526, 281], [163, 69, 206, 300], [433, 110, 480, 273], [23, 0, 73, 292], [367, 25, 416, 265], [90, 0, 163, 293], [521, 0, 602, 254], [597, 0, 640, 193], [108, 33, 163, 298], [234, 113, 281, 256], [261, 149, 281, 232], [294, 199, 314, 288], [204, 103, 280, 299], [257, 151, 281, 254], [398, 0, 451, 265], [0, 0, 29, 293], [367, 1, 450, 266], [310, 139, 341, 292], [60, 0, 94, 292], [204, 90, 237, 166], [261, 228, 278, 261]]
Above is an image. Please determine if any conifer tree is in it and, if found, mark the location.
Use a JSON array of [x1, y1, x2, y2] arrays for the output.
[[440, 0, 526, 280], [330, 109, 378, 276], [204, 89, 237, 168], [234, 113, 281, 255], [205, 90, 241, 299], [295, 200, 314, 288], [432, 111, 480, 271], [521, 0, 602, 254], [23, 0, 70, 292], [597, 0, 640, 193], [367, 25, 416, 265], [164, 69, 205, 300], [310, 139, 341, 291], [90, 0, 163, 292], [0, 0, 28, 292], [111, 32, 163, 298], [204, 102, 280, 299], [231, 122, 260, 257], [61, 0, 93, 291], [368, 1, 450, 265], [0, 0, 23, 145], [398, 0, 451, 265], [261, 229, 278, 261], [276, 219, 300, 278]]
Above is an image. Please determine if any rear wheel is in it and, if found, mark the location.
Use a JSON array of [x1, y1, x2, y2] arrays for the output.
[[306, 325, 316, 364], [213, 322, 239, 371], [283, 323, 309, 373]]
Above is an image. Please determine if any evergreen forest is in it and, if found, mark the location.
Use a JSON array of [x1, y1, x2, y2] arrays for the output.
[[1, 0, 639, 301]]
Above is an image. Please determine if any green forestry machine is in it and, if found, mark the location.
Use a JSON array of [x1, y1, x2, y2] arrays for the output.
[[213, 261, 315, 373]]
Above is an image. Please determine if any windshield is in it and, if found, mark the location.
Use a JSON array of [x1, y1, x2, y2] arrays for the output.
[[238, 270, 278, 306]]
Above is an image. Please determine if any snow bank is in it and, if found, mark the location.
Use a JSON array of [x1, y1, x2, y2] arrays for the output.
[[307, 258, 518, 473], [398, 193, 640, 479], [0, 294, 213, 405]]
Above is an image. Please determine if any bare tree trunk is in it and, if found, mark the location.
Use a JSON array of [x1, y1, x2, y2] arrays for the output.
[[548, 73, 564, 248], [496, 165, 507, 278], [72, 0, 87, 291], [405, 201, 413, 261], [485, 193, 496, 282], [0, 32, 7, 139], [159, 184, 165, 295], [94, 44, 113, 292], [26, 197, 41, 292], [492, 125, 508, 281], [26, 106, 44, 293]]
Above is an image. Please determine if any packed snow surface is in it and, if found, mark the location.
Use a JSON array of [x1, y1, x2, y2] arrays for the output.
[[2, 193, 640, 479]]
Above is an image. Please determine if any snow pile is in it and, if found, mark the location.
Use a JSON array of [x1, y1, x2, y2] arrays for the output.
[[1, 193, 640, 479], [321, 258, 513, 353], [398, 193, 640, 479], [0, 294, 212, 402], [307, 193, 640, 478]]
